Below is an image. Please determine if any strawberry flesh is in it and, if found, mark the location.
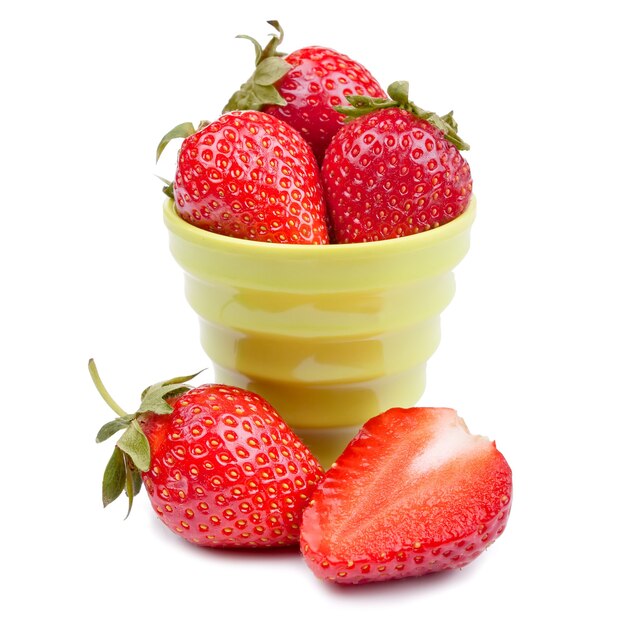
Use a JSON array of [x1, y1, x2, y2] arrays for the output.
[[300, 407, 512, 583]]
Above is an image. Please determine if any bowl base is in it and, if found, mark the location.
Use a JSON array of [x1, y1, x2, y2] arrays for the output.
[[294, 425, 362, 469]]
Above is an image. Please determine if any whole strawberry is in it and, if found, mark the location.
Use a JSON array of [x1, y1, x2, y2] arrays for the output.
[[90, 360, 324, 547], [157, 110, 329, 244], [300, 407, 512, 584], [322, 81, 473, 243], [224, 21, 386, 164]]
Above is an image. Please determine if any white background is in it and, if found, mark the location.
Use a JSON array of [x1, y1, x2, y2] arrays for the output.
[[2, 0, 624, 623]]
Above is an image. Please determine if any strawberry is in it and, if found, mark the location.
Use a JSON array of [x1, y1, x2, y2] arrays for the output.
[[224, 21, 386, 164], [157, 109, 329, 244], [300, 407, 512, 584], [90, 360, 324, 547], [322, 81, 473, 243]]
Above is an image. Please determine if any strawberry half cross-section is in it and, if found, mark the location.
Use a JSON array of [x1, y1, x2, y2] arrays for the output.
[[300, 407, 512, 584]]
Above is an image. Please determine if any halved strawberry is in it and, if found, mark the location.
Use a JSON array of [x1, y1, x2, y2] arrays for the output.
[[300, 407, 512, 584]]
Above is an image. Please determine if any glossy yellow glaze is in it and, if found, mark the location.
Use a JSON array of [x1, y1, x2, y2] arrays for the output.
[[164, 197, 476, 463]]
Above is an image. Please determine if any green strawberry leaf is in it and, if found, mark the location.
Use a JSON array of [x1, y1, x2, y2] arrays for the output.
[[139, 390, 174, 415], [130, 466, 143, 497], [140, 371, 204, 400], [156, 176, 174, 199], [138, 384, 191, 414], [223, 20, 291, 113], [124, 455, 133, 517], [140, 371, 203, 400], [253, 56, 291, 86], [96, 416, 134, 443], [138, 386, 177, 415], [138, 370, 204, 414], [339, 80, 470, 151], [231, 90, 260, 111], [252, 84, 288, 107], [102, 446, 126, 508], [335, 95, 395, 119], [236, 34, 263, 64], [441, 111, 458, 133], [91, 360, 203, 518], [387, 80, 410, 104], [156, 121, 196, 163], [265, 21, 284, 45], [123, 456, 143, 519], [159, 370, 205, 387], [236, 20, 286, 64], [116, 420, 151, 472]]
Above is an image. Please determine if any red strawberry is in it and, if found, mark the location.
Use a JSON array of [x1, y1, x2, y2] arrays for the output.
[[157, 110, 329, 244], [224, 21, 386, 164], [322, 81, 473, 243], [90, 360, 324, 547], [300, 407, 512, 584]]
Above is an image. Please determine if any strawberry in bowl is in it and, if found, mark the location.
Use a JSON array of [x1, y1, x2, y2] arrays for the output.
[[224, 21, 386, 165], [157, 110, 329, 244], [322, 81, 473, 243]]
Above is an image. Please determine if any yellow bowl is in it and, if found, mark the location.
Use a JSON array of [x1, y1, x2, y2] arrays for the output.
[[164, 197, 476, 465]]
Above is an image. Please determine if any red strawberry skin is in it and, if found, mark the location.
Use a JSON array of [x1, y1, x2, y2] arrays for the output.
[[264, 47, 386, 164], [140, 384, 325, 548], [173, 110, 329, 244], [322, 107, 473, 243], [300, 407, 512, 583]]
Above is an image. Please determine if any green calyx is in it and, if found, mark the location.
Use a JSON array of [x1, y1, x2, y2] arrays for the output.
[[89, 359, 202, 517], [222, 20, 292, 113], [155, 120, 209, 198], [336, 80, 470, 151]]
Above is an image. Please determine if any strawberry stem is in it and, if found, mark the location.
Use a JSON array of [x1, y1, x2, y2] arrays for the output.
[[238, 19, 285, 65], [223, 20, 292, 113], [88, 358, 127, 418], [91, 360, 205, 514]]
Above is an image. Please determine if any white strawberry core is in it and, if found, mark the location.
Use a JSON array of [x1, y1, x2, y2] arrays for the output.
[[409, 412, 490, 475]]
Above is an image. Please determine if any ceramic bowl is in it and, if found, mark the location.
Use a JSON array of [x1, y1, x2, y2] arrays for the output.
[[164, 196, 476, 465]]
